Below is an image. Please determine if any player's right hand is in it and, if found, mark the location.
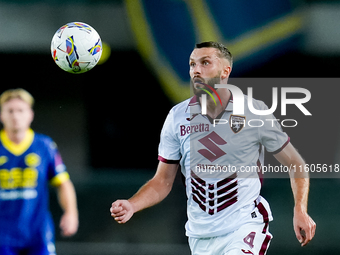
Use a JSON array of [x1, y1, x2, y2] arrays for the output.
[[110, 200, 134, 224]]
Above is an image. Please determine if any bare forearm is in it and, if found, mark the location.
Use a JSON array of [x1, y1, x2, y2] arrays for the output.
[[129, 177, 173, 213], [57, 180, 78, 215], [274, 143, 316, 246], [275, 143, 309, 209], [57, 180, 79, 236], [111, 162, 178, 224], [290, 177, 309, 211], [289, 159, 309, 210]]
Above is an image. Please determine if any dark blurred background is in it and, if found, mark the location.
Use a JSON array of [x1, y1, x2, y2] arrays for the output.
[[1, 0, 340, 254]]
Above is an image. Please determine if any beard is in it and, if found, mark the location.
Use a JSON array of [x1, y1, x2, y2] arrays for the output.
[[191, 75, 222, 97]]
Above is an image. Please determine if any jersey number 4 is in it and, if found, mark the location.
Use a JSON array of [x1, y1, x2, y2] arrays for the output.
[[243, 231, 256, 249]]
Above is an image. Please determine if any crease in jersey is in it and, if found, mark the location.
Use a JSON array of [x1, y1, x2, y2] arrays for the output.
[[0, 129, 35, 156]]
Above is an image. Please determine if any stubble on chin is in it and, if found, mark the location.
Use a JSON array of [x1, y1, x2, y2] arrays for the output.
[[191, 76, 221, 96]]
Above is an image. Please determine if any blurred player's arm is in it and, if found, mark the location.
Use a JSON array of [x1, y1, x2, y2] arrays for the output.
[[110, 161, 179, 224], [274, 142, 316, 247], [56, 179, 79, 237]]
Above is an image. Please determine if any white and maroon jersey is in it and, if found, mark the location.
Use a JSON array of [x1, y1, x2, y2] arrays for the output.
[[158, 94, 289, 238]]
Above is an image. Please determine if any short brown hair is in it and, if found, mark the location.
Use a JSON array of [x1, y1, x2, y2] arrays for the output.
[[195, 41, 233, 66]]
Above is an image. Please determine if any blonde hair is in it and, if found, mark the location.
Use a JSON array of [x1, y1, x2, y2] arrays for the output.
[[0, 88, 34, 109]]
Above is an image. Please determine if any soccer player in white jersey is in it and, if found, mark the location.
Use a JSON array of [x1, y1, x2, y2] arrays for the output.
[[110, 41, 316, 254]]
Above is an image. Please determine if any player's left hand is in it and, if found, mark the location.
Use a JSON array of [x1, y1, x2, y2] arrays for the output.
[[293, 207, 316, 246], [60, 211, 79, 237]]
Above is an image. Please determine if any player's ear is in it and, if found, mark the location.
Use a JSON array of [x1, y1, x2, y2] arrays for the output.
[[221, 64, 232, 79], [29, 109, 34, 124]]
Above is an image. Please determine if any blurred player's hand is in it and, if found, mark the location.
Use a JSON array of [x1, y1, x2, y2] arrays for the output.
[[293, 208, 316, 246], [110, 200, 134, 224], [60, 211, 79, 237]]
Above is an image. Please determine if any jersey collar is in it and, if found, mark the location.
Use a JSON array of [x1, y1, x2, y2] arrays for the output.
[[185, 92, 234, 114], [0, 129, 35, 156]]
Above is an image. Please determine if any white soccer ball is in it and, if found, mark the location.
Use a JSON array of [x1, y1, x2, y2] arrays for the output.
[[51, 22, 102, 74]]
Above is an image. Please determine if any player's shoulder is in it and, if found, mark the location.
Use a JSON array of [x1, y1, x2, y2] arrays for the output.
[[33, 132, 53, 143], [170, 97, 191, 112], [168, 97, 192, 117], [33, 132, 58, 151], [165, 98, 193, 125], [243, 94, 268, 110]]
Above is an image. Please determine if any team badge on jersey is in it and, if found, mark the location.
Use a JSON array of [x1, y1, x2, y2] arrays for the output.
[[230, 115, 246, 134], [0, 156, 8, 166], [25, 153, 41, 167]]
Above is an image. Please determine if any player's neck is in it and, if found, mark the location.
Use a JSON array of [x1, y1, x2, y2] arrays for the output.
[[4, 128, 28, 144], [201, 88, 230, 119]]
